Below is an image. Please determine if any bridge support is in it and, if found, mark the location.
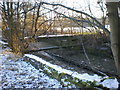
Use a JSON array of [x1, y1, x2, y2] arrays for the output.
[[106, 2, 120, 78]]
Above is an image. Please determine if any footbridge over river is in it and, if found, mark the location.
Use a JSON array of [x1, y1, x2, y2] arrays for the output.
[[20, 1, 110, 38], [23, 1, 111, 54]]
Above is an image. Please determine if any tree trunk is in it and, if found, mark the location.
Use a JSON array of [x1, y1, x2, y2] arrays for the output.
[[106, 2, 120, 76], [11, 22, 24, 55], [1, 2, 24, 56], [7, 18, 24, 55]]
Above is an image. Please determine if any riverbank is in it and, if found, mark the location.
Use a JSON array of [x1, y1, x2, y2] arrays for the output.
[[28, 35, 117, 76]]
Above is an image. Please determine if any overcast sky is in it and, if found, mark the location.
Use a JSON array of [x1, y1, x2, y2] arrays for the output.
[[43, 0, 106, 18], [0, 0, 105, 18]]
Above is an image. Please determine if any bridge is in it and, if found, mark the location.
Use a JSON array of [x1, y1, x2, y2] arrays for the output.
[[17, 2, 110, 38]]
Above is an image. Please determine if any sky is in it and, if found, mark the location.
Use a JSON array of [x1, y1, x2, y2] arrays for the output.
[[0, 0, 105, 18], [43, 0, 106, 18]]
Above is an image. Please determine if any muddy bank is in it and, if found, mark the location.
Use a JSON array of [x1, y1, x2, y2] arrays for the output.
[[46, 47, 117, 76], [29, 35, 117, 76]]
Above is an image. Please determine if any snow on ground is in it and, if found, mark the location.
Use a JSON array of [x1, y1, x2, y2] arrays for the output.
[[24, 54, 102, 82], [101, 78, 119, 88], [0, 57, 62, 88], [38, 34, 73, 38], [0, 41, 62, 88], [25, 54, 119, 89], [0, 40, 119, 89], [24, 34, 73, 39], [0, 40, 8, 45]]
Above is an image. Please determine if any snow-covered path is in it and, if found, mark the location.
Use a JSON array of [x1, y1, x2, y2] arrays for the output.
[[0, 41, 62, 88]]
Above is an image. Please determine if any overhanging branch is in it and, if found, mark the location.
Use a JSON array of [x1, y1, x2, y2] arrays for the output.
[[40, 1, 110, 35], [42, 6, 110, 35]]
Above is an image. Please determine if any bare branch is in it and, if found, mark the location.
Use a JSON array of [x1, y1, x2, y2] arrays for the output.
[[40, 1, 110, 35], [42, 6, 110, 34]]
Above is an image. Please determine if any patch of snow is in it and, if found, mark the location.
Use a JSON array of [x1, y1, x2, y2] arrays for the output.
[[0, 54, 9, 67], [0, 54, 9, 59], [72, 72, 101, 82], [0, 49, 62, 88], [24, 54, 101, 81], [24, 54, 119, 88], [38, 34, 72, 38], [100, 78, 119, 88], [0, 40, 8, 45], [1, 58, 62, 88], [24, 34, 73, 39], [24, 36, 31, 39]]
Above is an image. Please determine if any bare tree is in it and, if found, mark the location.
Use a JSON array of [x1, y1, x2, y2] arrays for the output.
[[0, 1, 111, 57], [0, 2, 24, 55], [0, 2, 38, 55], [97, 0, 107, 26]]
